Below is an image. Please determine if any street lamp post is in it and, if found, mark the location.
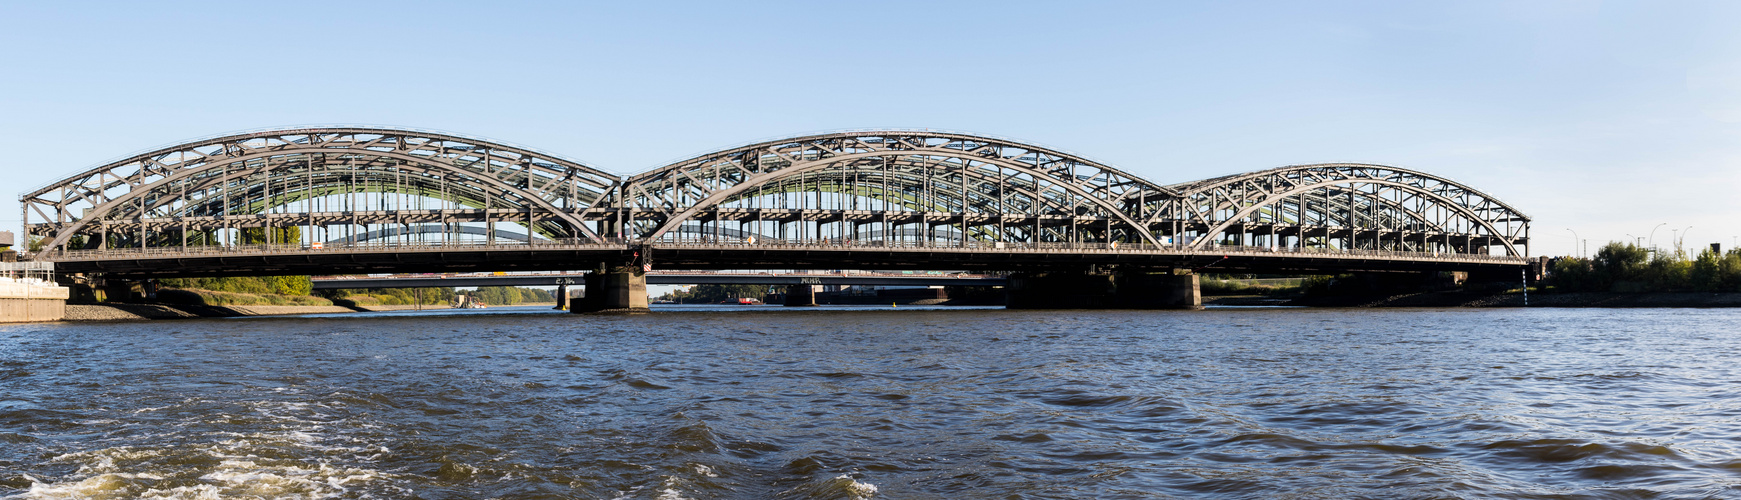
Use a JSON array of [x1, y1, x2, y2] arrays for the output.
[[1566, 228, 1581, 258], [1678, 226, 1692, 254], [1648, 223, 1668, 254]]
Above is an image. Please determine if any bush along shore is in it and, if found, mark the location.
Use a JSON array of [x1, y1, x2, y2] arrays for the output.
[[1549, 242, 1741, 293], [1285, 242, 1741, 308]]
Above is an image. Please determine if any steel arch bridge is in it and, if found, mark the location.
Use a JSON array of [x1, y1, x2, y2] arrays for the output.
[[21, 127, 1530, 278], [20, 127, 620, 251]]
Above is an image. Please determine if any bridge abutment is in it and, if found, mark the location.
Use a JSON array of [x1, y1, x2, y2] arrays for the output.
[[1006, 270, 1200, 310], [572, 267, 649, 313], [0, 284, 68, 323]]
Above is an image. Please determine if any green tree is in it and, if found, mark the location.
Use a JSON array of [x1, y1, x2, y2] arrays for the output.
[[161, 275, 314, 296], [1691, 249, 1724, 291], [1591, 242, 1649, 291], [663, 284, 768, 303], [471, 286, 532, 305], [1550, 257, 1597, 292], [318, 287, 458, 305], [240, 226, 302, 245], [266, 275, 312, 296], [1642, 250, 1692, 291]]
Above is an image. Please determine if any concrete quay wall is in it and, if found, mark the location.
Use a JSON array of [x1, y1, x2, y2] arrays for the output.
[[0, 282, 70, 323]]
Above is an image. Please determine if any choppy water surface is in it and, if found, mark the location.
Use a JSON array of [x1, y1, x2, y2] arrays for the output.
[[2, 305, 1740, 499]]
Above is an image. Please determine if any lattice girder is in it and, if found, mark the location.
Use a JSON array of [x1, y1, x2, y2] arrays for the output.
[[1164, 164, 1530, 256], [23, 129, 1533, 262], [623, 131, 1178, 245], [22, 127, 620, 250]]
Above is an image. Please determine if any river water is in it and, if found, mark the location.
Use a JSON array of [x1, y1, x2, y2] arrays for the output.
[[1, 305, 1739, 499]]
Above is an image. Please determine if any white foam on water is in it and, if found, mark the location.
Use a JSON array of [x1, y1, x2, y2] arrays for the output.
[[833, 475, 878, 499], [656, 475, 692, 500], [608, 475, 697, 500], [11, 459, 393, 500], [13, 473, 169, 500], [9, 429, 402, 500], [693, 464, 718, 477], [781, 474, 880, 500]]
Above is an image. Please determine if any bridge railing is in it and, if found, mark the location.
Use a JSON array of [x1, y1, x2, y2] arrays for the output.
[[40, 238, 634, 260], [653, 240, 1528, 264], [40, 237, 1527, 265]]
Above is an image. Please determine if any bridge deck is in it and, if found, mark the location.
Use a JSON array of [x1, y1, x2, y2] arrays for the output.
[[311, 272, 1007, 289], [42, 241, 1527, 279]]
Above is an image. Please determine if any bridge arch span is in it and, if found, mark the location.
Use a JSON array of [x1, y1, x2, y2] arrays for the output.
[[621, 130, 1179, 246], [23, 126, 622, 252], [1163, 163, 1530, 256]]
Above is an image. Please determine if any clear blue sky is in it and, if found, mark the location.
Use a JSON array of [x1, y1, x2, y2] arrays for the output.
[[4, 1, 1739, 256]]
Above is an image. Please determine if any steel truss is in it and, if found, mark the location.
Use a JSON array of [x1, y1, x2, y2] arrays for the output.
[[21, 127, 620, 252], [1162, 164, 1530, 256], [621, 131, 1178, 248], [22, 127, 1530, 262]]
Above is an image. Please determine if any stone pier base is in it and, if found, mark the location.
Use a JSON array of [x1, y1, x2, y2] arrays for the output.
[[573, 267, 649, 313], [783, 285, 819, 306]]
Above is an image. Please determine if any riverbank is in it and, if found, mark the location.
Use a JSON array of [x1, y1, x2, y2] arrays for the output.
[[354, 304, 456, 312], [57, 302, 563, 321], [1286, 291, 1741, 308], [64, 303, 359, 321]]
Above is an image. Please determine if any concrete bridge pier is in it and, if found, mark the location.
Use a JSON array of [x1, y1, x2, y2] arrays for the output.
[[783, 285, 819, 306], [1006, 269, 1200, 310], [553, 283, 569, 310], [572, 266, 649, 313]]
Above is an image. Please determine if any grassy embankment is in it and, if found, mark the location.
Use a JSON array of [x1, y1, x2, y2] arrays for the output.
[[159, 288, 335, 306], [157, 275, 335, 306]]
